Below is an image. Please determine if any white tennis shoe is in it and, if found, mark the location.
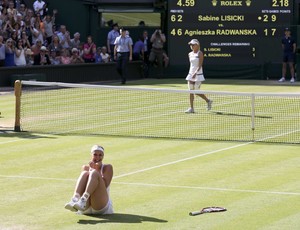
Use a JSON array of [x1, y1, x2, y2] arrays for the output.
[[73, 197, 88, 211], [290, 77, 295, 83], [278, 77, 285, 82], [185, 108, 194, 113], [64, 198, 78, 212], [207, 100, 213, 111]]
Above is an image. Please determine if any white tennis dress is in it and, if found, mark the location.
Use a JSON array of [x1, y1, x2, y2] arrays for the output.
[[185, 51, 205, 82]]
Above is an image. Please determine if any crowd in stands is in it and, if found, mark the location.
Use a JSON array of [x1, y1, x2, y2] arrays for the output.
[[0, 0, 169, 76], [0, 0, 114, 67]]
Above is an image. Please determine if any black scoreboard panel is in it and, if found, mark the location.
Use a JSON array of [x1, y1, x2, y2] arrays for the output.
[[167, 0, 294, 66]]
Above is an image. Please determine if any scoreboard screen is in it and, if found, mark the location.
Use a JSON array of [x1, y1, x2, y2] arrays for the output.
[[167, 0, 294, 66]]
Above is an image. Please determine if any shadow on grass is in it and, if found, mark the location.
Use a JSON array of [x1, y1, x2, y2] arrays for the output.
[[78, 213, 168, 224], [0, 129, 56, 139], [211, 111, 273, 119]]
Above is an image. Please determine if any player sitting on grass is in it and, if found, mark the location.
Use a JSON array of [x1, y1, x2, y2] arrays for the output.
[[64, 145, 114, 215]]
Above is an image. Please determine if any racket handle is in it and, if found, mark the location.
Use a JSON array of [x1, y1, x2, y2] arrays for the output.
[[189, 211, 201, 216]]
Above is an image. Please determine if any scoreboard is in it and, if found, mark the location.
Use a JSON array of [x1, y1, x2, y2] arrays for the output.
[[167, 0, 294, 66]]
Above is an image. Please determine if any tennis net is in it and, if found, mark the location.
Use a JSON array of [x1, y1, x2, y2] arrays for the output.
[[15, 80, 300, 144]]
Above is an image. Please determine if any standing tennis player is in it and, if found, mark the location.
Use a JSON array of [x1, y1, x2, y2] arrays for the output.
[[185, 39, 212, 113], [65, 145, 114, 215]]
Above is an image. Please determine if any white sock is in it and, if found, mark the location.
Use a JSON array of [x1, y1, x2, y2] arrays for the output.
[[82, 192, 90, 200], [72, 193, 80, 202]]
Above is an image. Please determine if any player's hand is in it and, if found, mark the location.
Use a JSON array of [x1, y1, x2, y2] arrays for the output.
[[89, 161, 95, 168]]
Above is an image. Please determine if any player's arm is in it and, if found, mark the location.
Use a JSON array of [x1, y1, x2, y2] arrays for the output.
[[198, 51, 204, 69], [102, 164, 113, 188], [192, 52, 204, 77]]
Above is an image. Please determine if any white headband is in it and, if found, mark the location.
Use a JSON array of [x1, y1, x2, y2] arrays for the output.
[[90, 145, 104, 153]]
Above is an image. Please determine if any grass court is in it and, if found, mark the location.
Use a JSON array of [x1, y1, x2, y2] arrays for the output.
[[0, 78, 299, 230]]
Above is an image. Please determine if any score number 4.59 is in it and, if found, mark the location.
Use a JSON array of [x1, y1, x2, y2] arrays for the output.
[[176, 0, 195, 7]]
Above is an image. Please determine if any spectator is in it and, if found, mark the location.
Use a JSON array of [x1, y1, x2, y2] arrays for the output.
[[13, 23, 22, 38], [59, 48, 71, 64], [143, 30, 151, 60], [25, 48, 34, 65], [18, 3, 27, 17], [14, 39, 26, 66], [23, 18, 33, 45], [48, 34, 62, 54], [7, 1, 17, 16], [3, 20, 14, 38], [25, 9, 35, 26], [1, 0, 10, 9], [107, 23, 119, 61], [83, 35, 96, 63], [6, 11, 16, 26], [142, 30, 151, 77], [138, 20, 145, 27], [133, 35, 144, 61], [49, 49, 60, 65], [70, 47, 84, 64], [5, 38, 15, 66], [70, 32, 81, 49], [15, 13, 25, 28], [149, 29, 166, 78], [0, 8, 6, 29], [78, 42, 84, 57], [31, 39, 42, 55], [100, 46, 110, 63], [0, 35, 5, 67], [43, 9, 57, 45], [57, 25, 71, 49], [31, 21, 44, 45], [34, 12, 44, 36], [10, 29, 18, 43], [33, 45, 50, 65], [95, 47, 102, 63], [20, 30, 31, 48], [33, 0, 46, 18]]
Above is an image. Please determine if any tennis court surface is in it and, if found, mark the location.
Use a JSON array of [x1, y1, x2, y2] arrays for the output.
[[1, 79, 299, 229]]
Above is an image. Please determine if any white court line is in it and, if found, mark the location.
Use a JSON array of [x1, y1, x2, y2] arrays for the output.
[[0, 139, 24, 145], [113, 182, 300, 196], [114, 141, 253, 179], [0, 175, 299, 196], [113, 130, 300, 179], [0, 175, 75, 181]]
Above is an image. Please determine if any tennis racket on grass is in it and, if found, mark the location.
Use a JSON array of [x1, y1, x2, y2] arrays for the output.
[[189, 207, 227, 216]]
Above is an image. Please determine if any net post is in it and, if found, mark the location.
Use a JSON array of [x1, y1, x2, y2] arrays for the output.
[[14, 80, 22, 132], [251, 93, 255, 141]]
